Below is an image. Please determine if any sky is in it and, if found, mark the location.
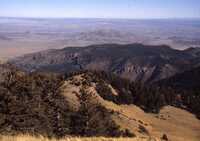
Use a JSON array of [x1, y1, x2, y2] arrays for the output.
[[0, 0, 199, 19]]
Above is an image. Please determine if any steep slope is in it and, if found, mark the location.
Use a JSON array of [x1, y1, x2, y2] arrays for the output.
[[61, 71, 200, 141], [183, 47, 200, 67], [156, 66, 200, 119], [0, 69, 142, 138], [59, 73, 200, 141], [10, 44, 199, 83], [0, 69, 199, 141], [60, 69, 200, 140], [183, 47, 200, 57], [59, 73, 149, 138], [157, 66, 200, 90]]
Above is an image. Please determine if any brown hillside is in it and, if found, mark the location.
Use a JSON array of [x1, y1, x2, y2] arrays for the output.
[[60, 73, 200, 141], [0, 69, 199, 140]]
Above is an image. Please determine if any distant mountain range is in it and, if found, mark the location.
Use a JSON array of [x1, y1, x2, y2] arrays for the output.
[[10, 44, 200, 83]]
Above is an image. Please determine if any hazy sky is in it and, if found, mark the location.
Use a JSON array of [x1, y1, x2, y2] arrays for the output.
[[0, 0, 199, 19]]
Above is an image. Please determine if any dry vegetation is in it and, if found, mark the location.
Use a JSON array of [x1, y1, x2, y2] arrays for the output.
[[0, 69, 200, 141], [0, 135, 157, 141]]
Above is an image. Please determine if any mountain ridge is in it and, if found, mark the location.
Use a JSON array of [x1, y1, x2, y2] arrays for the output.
[[10, 44, 200, 83]]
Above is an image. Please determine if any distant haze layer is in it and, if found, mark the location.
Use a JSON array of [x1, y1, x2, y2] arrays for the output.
[[0, 18, 200, 59]]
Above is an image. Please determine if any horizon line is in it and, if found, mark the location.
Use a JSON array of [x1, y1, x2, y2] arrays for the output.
[[0, 16, 200, 20]]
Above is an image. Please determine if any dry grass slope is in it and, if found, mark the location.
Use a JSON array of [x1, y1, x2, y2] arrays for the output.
[[0, 135, 158, 141], [0, 72, 200, 141]]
